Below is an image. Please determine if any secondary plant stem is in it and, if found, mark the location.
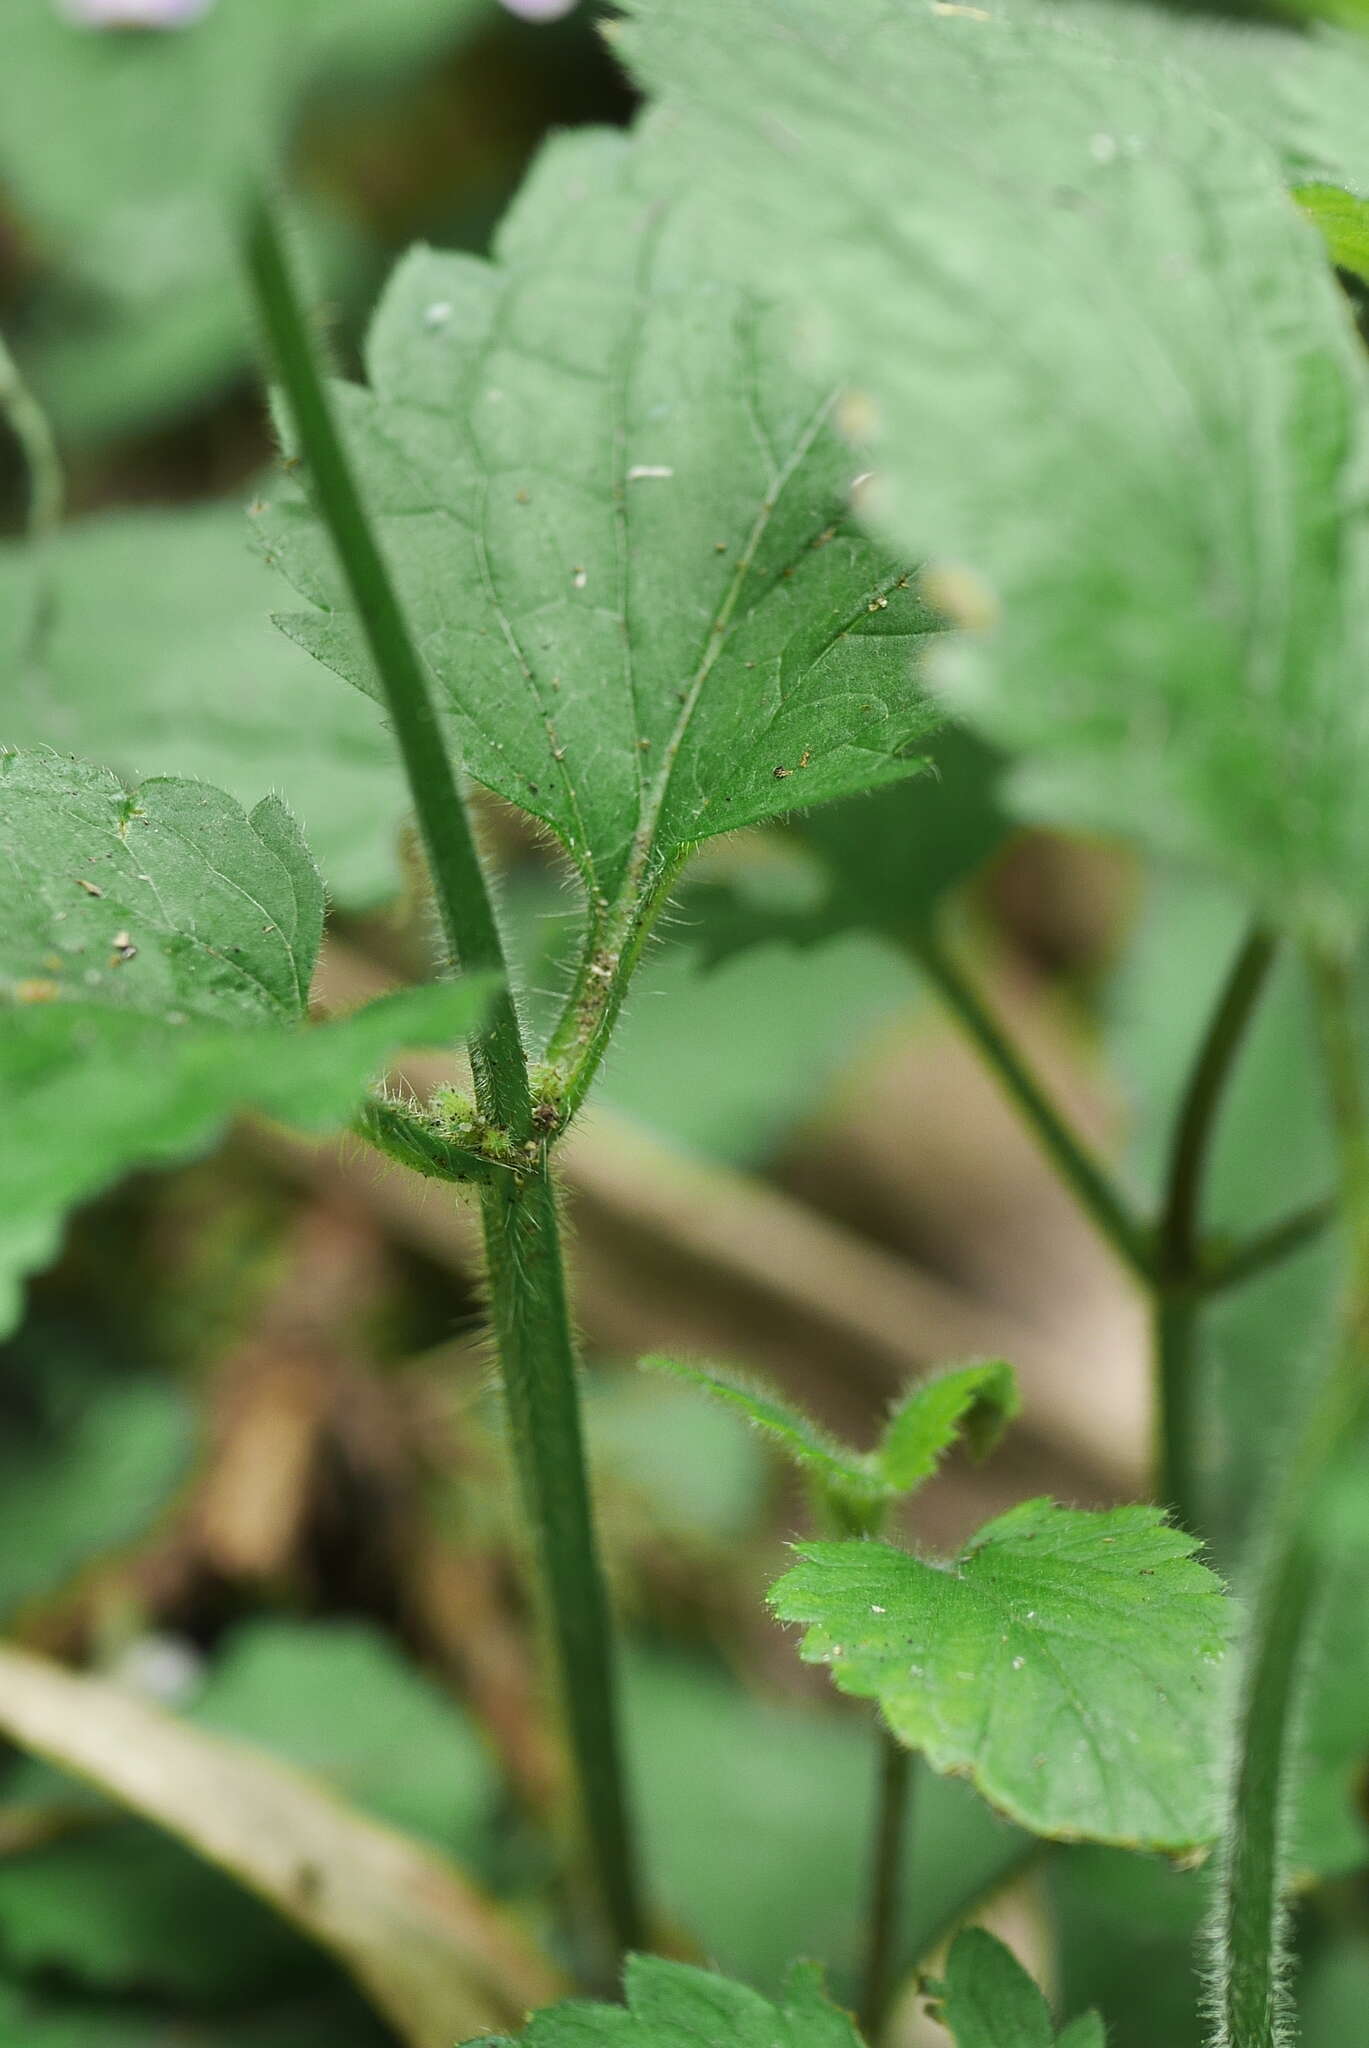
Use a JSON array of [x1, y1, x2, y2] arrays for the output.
[[1154, 925, 1276, 1528], [1158, 927, 1276, 1282], [245, 190, 645, 1959], [909, 929, 1151, 1280], [1211, 945, 1369, 2048], [243, 190, 528, 1134], [859, 1730, 912, 2041], [481, 1155, 645, 1956], [0, 330, 64, 666]]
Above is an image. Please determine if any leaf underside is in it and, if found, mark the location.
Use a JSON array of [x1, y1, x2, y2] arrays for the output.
[[258, 119, 938, 939], [0, 751, 492, 1333], [772, 1499, 1229, 1850], [620, 0, 1369, 938]]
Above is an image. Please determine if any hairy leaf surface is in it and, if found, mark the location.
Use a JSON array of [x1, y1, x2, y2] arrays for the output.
[[772, 1500, 1229, 1849], [2, 503, 403, 906], [621, 0, 1369, 937], [259, 122, 937, 954], [0, 752, 492, 1331], [468, 1952, 861, 2047]]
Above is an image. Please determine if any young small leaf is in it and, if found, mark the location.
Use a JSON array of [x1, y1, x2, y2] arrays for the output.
[[466, 1952, 863, 2047], [0, 752, 494, 1333], [877, 1360, 1019, 1495], [621, 0, 1369, 939], [938, 1927, 1105, 2048], [259, 121, 937, 992], [772, 1500, 1229, 1850], [643, 1356, 1020, 1523]]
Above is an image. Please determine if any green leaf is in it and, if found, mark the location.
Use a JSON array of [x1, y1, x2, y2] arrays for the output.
[[465, 1952, 862, 2047], [642, 1356, 1019, 1523], [620, 0, 1369, 940], [3, 502, 404, 907], [0, 1373, 193, 1624], [771, 1500, 1230, 1850], [0, 751, 494, 1333], [938, 1928, 1104, 2048], [259, 121, 937, 977], [877, 1360, 1019, 1494], [1296, 181, 1369, 285]]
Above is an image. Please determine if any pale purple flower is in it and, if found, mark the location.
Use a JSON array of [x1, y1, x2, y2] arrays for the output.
[[56, 0, 216, 27], [498, 0, 579, 21]]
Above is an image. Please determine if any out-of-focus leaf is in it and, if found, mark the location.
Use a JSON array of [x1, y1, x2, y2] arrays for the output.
[[0, 1637, 562, 2047], [690, 727, 1012, 970], [0, 1, 491, 290], [0, 752, 494, 1332], [585, 1372, 769, 1548], [0, 1980, 392, 2048], [467, 1951, 861, 2047], [937, 1927, 1103, 2048], [626, 1648, 1025, 1996], [1296, 182, 1369, 284], [259, 118, 936, 1000], [621, 0, 1369, 941], [1051, 1844, 1205, 2048], [3, 502, 404, 906], [0, 1375, 192, 1622], [773, 1501, 1230, 1850], [0, 1621, 505, 2002]]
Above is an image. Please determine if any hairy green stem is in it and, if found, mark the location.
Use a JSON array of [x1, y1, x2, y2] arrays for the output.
[[860, 1730, 912, 2041], [481, 1155, 645, 1957], [1210, 946, 1369, 2048], [1154, 926, 1277, 1527], [542, 855, 686, 1128], [909, 929, 1151, 1280], [243, 190, 529, 1133], [246, 191, 644, 1958]]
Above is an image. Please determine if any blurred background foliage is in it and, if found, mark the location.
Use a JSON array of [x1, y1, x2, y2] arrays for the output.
[[2, 3, 1368, 2045]]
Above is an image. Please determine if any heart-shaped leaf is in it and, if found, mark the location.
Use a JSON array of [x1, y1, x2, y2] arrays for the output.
[[772, 1499, 1230, 1850]]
